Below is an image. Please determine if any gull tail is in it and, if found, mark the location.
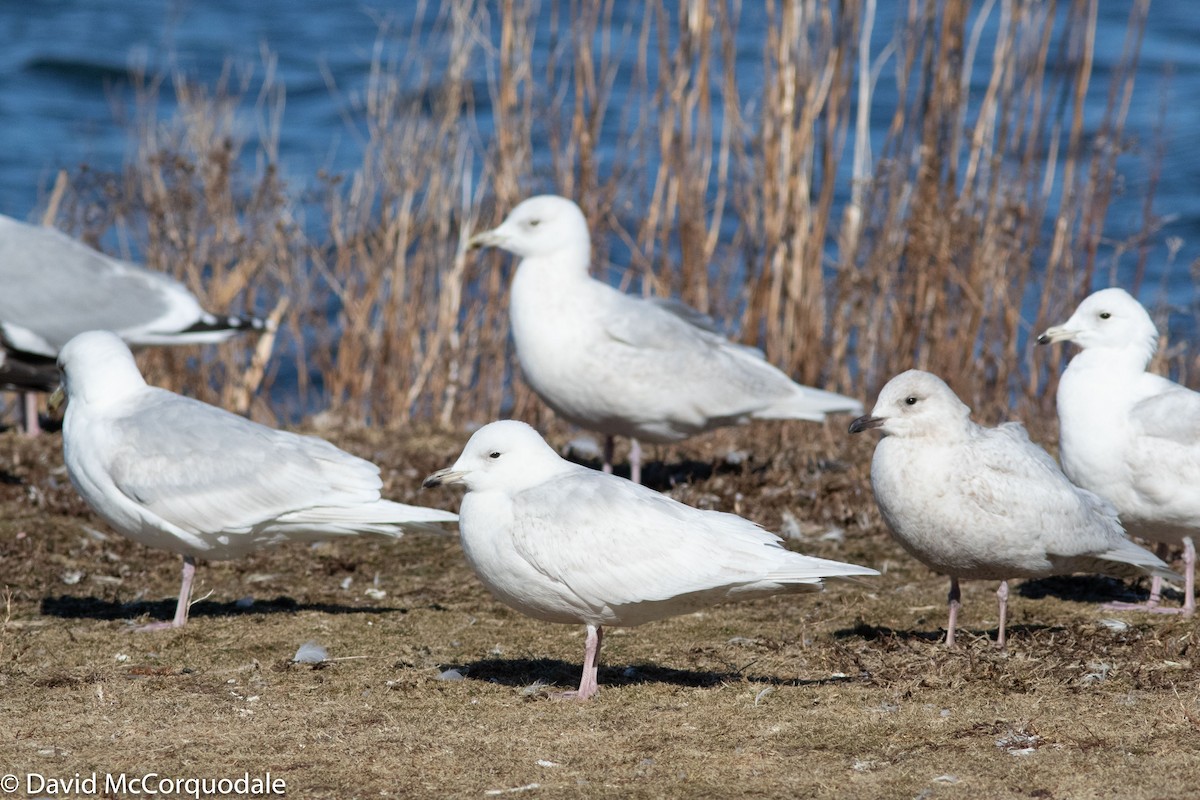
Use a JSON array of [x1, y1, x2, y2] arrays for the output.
[[276, 500, 458, 537], [766, 553, 880, 584], [753, 386, 864, 423], [1093, 539, 1182, 583]]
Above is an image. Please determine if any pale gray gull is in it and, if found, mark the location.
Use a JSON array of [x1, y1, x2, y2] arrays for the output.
[[849, 370, 1177, 648], [0, 213, 266, 432], [1039, 287, 1199, 614], [56, 330, 457, 630], [467, 195, 862, 483], [423, 419, 878, 700]]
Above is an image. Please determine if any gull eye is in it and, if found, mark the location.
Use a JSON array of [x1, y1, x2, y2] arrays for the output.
[[1099, 311, 1111, 320], [488, 451, 501, 460], [527, 218, 541, 228], [904, 396, 918, 406]]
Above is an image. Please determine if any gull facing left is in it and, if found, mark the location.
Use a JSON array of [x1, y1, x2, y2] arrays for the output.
[[850, 370, 1177, 648], [424, 419, 878, 700], [57, 330, 458, 630], [468, 195, 862, 483]]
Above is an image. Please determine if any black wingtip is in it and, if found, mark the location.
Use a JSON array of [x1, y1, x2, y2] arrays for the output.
[[183, 314, 270, 336]]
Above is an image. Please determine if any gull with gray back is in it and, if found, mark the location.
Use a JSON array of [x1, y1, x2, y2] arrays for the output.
[[0, 214, 266, 432], [57, 330, 457, 630], [424, 419, 878, 700], [468, 195, 862, 483], [1039, 287, 1200, 614]]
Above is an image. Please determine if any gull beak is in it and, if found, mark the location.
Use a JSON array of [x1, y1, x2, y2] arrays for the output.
[[848, 415, 884, 434], [423, 467, 468, 489], [48, 385, 67, 413], [467, 228, 502, 251], [1036, 324, 1075, 345]]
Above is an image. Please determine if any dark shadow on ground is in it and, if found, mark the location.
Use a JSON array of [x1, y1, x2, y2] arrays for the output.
[[561, 451, 749, 491], [41, 594, 406, 622], [836, 621, 1063, 646], [1015, 575, 1168, 603], [451, 657, 860, 693]]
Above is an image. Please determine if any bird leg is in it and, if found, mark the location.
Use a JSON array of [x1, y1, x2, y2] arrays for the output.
[[136, 556, 196, 632], [944, 578, 962, 648], [22, 392, 41, 436], [1183, 537, 1196, 616], [1103, 540, 1195, 615], [629, 438, 642, 485], [554, 624, 603, 701], [602, 436, 615, 475], [995, 580, 1009, 650]]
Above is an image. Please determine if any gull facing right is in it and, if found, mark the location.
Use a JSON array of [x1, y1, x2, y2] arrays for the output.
[[468, 195, 862, 483], [850, 370, 1176, 648], [424, 420, 878, 700], [0, 213, 265, 433], [1039, 287, 1200, 613]]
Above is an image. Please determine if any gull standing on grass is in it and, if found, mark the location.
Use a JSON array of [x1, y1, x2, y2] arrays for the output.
[[467, 195, 862, 483], [1039, 288, 1200, 614], [0, 214, 266, 433], [424, 419, 878, 700], [55, 330, 458, 630], [849, 370, 1177, 648]]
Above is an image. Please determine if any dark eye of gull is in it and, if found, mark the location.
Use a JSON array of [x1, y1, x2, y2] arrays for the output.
[[1099, 311, 1111, 320], [527, 219, 541, 228], [904, 396, 918, 406], [489, 451, 501, 460]]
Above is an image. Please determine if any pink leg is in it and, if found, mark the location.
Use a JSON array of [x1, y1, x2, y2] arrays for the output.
[[22, 393, 40, 436], [1103, 541, 1194, 615], [1183, 537, 1196, 616], [602, 436, 615, 475], [136, 556, 196, 632], [629, 438, 642, 485], [995, 580, 1009, 650], [554, 624, 603, 701], [945, 577, 961, 648]]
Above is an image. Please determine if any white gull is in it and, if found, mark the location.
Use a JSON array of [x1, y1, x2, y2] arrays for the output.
[[56, 330, 457, 630], [468, 195, 862, 483], [1039, 287, 1199, 614], [850, 369, 1176, 648], [424, 419, 877, 700]]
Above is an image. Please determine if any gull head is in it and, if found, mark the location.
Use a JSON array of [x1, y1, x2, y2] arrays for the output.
[[424, 420, 572, 494], [1037, 288, 1158, 362], [57, 330, 147, 408], [849, 370, 971, 439], [467, 195, 590, 260]]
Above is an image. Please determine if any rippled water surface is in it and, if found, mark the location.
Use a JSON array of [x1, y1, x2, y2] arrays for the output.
[[1, 1, 1197, 301]]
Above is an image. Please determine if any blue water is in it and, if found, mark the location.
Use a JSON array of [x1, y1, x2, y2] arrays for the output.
[[1, 1, 1198, 306]]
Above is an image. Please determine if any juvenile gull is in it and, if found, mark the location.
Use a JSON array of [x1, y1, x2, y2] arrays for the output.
[[56, 330, 457, 630], [468, 196, 862, 483], [424, 419, 878, 700], [0, 214, 266, 432], [849, 370, 1176, 648], [1039, 288, 1199, 614]]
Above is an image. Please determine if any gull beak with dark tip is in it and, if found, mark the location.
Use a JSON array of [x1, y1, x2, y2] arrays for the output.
[[48, 385, 67, 413], [1036, 324, 1074, 345], [467, 228, 501, 251], [423, 467, 468, 489], [848, 415, 884, 435]]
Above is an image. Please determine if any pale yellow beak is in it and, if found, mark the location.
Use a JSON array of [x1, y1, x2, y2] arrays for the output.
[[423, 467, 468, 488], [1036, 324, 1076, 345], [48, 385, 67, 412]]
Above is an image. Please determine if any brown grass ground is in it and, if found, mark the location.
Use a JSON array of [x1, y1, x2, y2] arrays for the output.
[[1, 422, 1198, 799]]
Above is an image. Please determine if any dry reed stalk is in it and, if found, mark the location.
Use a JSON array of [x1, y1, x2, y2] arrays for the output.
[[33, 0, 1177, 432]]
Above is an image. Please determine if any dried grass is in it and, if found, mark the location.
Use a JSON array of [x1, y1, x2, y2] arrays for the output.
[[14, 0, 1184, 430], [1, 427, 1198, 798]]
